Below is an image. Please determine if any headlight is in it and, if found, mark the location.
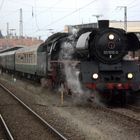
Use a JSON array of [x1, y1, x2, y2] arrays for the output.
[[127, 73, 133, 79], [92, 73, 98, 79], [109, 34, 114, 40]]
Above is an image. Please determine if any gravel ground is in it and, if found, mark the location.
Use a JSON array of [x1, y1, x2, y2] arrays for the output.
[[0, 121, 7, 140], [0, 73, 140, 140], [0, 84, 64, 140], [111, 107, 140, 120]]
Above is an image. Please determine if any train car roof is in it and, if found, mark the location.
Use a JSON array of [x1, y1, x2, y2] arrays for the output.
[[15, 44, 45, 53], [0, 45, 24, 53], [0, 50, 16, 56], [45, 32, 69, 45]]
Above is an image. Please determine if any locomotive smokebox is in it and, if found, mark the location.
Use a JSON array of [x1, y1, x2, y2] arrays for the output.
[[98, 20, 109, 29]]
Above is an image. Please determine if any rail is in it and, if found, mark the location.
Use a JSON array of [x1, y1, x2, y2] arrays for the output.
[[126, 104, 140, 112], [0, 114, 14, 140]]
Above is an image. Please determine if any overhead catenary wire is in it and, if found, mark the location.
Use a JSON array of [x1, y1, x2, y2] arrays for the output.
[[127, 0, 137, 8], [24, 0, 64, 29], [3, 0, 139, 39], [109, 0, 138, 21], [34, 0, 40, 30], [0, 0, 4, 12], [36, 0, 97, 32], [8, 0, 33, 7]]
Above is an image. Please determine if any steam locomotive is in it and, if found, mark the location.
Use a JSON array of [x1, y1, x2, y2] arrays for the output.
[[0, 20, 140, 105], [77, 20, 140, 104]]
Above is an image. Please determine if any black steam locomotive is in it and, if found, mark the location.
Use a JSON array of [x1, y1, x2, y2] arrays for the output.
[[0, 20, 140, 105], [77, 20, 140, 104]]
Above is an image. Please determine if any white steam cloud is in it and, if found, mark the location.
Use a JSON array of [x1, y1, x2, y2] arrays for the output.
[[58, 40, 107, 106], [97, 0, 110, 20], [59, 41, 89, 95]]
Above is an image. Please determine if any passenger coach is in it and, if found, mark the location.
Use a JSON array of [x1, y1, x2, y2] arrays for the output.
[[15, 45, 47, 78]]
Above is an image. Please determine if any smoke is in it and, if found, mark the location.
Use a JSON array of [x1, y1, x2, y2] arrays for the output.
[[64, 63, 83, 94], [40, 78, 48, 88], [59, 40, 91, 98], [59, 41, 74, 60], [98, 0, 110, 20], [59, 41, 82, 94], [94, 91, 107, 107], [58, 39, 108, 106]]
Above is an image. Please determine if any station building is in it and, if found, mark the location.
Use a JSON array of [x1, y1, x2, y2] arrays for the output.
[[0, 36, 43, 50]]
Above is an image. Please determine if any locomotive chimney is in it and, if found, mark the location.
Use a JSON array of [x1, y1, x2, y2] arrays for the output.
[[98, 20, 109, 29]]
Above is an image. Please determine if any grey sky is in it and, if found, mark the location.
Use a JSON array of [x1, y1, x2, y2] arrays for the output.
[[0, 0, 139, 40]]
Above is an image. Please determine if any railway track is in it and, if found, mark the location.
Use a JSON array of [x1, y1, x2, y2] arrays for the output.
[[108, 107, 140, 124], [0, 82, 68, 140], [0, 114, 14, 140], [126, 104, 140, 112], [90, 104, 140, 124]]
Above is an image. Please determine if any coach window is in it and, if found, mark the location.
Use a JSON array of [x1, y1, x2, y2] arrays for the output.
[[31, 54, 33, 63], [28, 54, 30, 63], [34, 54, 35, 63], [26, 54, 28, 63], [24, 55, 25, 63], [25, 54, 27, 63], [28, 54, 29, 63], [33, 54, 35, 63], [24, 54, 25, 63], [23, 54, 25, 63], [27, 54, 28, 63], [20, 56, 23, 63], [30, 54, 32, 63], [32, 54, 34, 63], [29, 54, 31, 63], [31, 54, 32, 63], [26, 53, 28, 63], [29, 54, 30, 63]]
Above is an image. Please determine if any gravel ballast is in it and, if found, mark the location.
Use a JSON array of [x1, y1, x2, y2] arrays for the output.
[[0, 73, 140, 140]]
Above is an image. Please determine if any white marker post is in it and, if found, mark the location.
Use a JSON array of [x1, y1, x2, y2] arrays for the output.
[[60, 83, 64, 106]]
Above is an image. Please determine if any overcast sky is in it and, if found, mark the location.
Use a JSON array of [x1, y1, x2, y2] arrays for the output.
[[0, 0, 139, 40]]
